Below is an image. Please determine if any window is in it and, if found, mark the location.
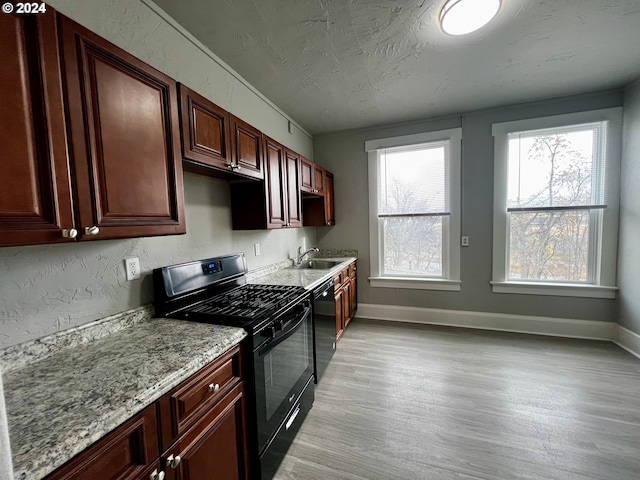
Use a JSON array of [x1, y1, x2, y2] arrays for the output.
[[366, 128, 462, 291], [491, 108, 622, 298]]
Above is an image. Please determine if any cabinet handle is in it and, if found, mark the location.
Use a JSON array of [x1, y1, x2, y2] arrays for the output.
[[208, 383, 220, 393], [166, 454, 181, 469], [84, 226, 100, 236], [62, 228, 78, 239], [150, 470, 165, 480], [326, 222, 330, 226]]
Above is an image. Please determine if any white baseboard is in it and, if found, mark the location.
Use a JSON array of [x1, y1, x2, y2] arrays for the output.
[[613, 325, 640, 359], [355, 303, 616, 341]]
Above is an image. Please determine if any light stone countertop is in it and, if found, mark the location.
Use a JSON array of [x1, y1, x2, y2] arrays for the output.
[[249, 256, 357, 290], [1, 308, 246, 480]]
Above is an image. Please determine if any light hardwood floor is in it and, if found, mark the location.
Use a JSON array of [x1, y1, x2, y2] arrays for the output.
[[275, 319, 640, 480]]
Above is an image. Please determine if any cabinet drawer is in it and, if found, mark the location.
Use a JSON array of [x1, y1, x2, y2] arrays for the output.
[[158, 345, 242, 450], [349, 262, 356, 280], [334, 272, 343, 289], [45, 405, 158, 480]]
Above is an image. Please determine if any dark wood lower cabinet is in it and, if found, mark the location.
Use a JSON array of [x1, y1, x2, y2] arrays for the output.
[[44, 405, 159, 480], [44, 346, 249, 480], [162, 383, 249, 480], [335, 260, 357, 342]]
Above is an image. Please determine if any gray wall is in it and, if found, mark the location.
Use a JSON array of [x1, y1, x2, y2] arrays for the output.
[[314, 90, 623, 322], [0, 0, 316, 349], [0, 174, 316, 348], [618, 81, 640, 335]]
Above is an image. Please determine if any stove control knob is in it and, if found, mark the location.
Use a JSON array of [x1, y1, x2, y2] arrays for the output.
[[261, 327, 276, 339], [274, 321, 283, 332]]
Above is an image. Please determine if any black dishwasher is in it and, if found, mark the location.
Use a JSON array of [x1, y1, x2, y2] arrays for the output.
[[312, 279, 336, 383]]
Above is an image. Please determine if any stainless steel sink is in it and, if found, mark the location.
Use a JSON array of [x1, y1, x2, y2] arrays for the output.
[[288, 260, 339, 270]]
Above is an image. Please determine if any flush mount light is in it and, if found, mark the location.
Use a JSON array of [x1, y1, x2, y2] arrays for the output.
[[440, 0, 501, 35]]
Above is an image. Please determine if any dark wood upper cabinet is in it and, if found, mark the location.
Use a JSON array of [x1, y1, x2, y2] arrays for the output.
[[300, 156, 325, 196], [178, 86, 264, 182], [59, 14, 185, 240], [230, 136, 302, 229], [313, 164, 325, 196], [230, 115, 264, 180], [264, 136, 288, 228], [300, 156, 314, 193], [0, 11, 75, 247], [324, 171, 335, 226], [284, 148, 302, 228], [179, 84, 232, 173], [302, 168, 335, 227]]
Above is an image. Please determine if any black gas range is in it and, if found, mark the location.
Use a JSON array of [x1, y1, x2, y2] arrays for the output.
[[153, 253, 314, 480]]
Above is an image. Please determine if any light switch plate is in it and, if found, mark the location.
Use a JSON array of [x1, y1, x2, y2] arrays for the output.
[[125, 257, 140, 280], [254, 243, 261, 256]]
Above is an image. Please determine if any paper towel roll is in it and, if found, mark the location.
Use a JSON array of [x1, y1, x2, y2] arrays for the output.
[[0, 373, 14, 480]]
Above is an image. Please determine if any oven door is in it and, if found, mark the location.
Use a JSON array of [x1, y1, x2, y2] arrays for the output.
[[253, 299, 314, 453]]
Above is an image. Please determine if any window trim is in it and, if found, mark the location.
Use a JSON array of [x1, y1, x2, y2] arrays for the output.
[[491, 107, 622, 298], [366, 128, 462, 290]]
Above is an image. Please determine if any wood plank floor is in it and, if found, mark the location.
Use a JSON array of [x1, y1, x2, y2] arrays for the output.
[[274, 319, 640, 480]]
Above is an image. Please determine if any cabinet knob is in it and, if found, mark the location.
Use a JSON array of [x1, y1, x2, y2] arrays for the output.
[[208, 383, 220, 393], [84, 226, 100, 236], [62, 228, 78, 239], [150, 470, 165, 480], [167, 454, 181, 469], [326, 222, 330, 226]]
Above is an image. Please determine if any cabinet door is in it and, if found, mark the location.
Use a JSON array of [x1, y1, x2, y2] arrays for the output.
[[285, 149, 302, 228], [263, 136, 288, 228], [324, 171, 336, 226], [0, 12, 75, 247], [349, 263, 358, 318], [313, 165, 325, 196], [342, 275, 352, 329], [230, 115, 263, 180], [45, 405, 159, 480], [299, 156, 314, 193], [179, 84, 231, 172], [163, 383, 250, 480], [59, 14, 185, 240], [335, 286, 344, 341]]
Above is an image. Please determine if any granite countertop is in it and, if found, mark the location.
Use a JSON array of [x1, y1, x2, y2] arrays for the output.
[[249, 256, 357, 290], [1, 307, 246, 480]]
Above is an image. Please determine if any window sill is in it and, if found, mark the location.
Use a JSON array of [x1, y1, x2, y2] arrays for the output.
[[369, 277, 461, 291], [490, 281, 617, 299]]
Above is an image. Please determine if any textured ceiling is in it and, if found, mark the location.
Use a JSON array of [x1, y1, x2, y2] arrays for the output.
[[151, 0, 640, 134]]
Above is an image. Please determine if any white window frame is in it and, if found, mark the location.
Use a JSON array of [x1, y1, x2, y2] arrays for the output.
[[366, 128, 462, 291], [491, 108, 622, 299]]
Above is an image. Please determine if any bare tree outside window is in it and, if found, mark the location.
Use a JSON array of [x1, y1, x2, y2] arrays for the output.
[[379, 143, 449, 277], [507, 127, 604, 282]]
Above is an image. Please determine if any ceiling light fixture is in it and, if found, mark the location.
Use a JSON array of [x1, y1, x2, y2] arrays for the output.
[[440, 0, 501, 36]]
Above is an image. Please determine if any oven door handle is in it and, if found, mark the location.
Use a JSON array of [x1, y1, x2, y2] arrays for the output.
[[258, 309, 310, 357]]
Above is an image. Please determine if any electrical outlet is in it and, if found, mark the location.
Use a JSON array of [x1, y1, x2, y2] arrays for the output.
[[125, 257, 140, 280], [461, 236, 469, 247], [254, 243, 261, 256]]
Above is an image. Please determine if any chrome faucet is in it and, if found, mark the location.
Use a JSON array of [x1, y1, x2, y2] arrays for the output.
[[296, 246, 319, 265]]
